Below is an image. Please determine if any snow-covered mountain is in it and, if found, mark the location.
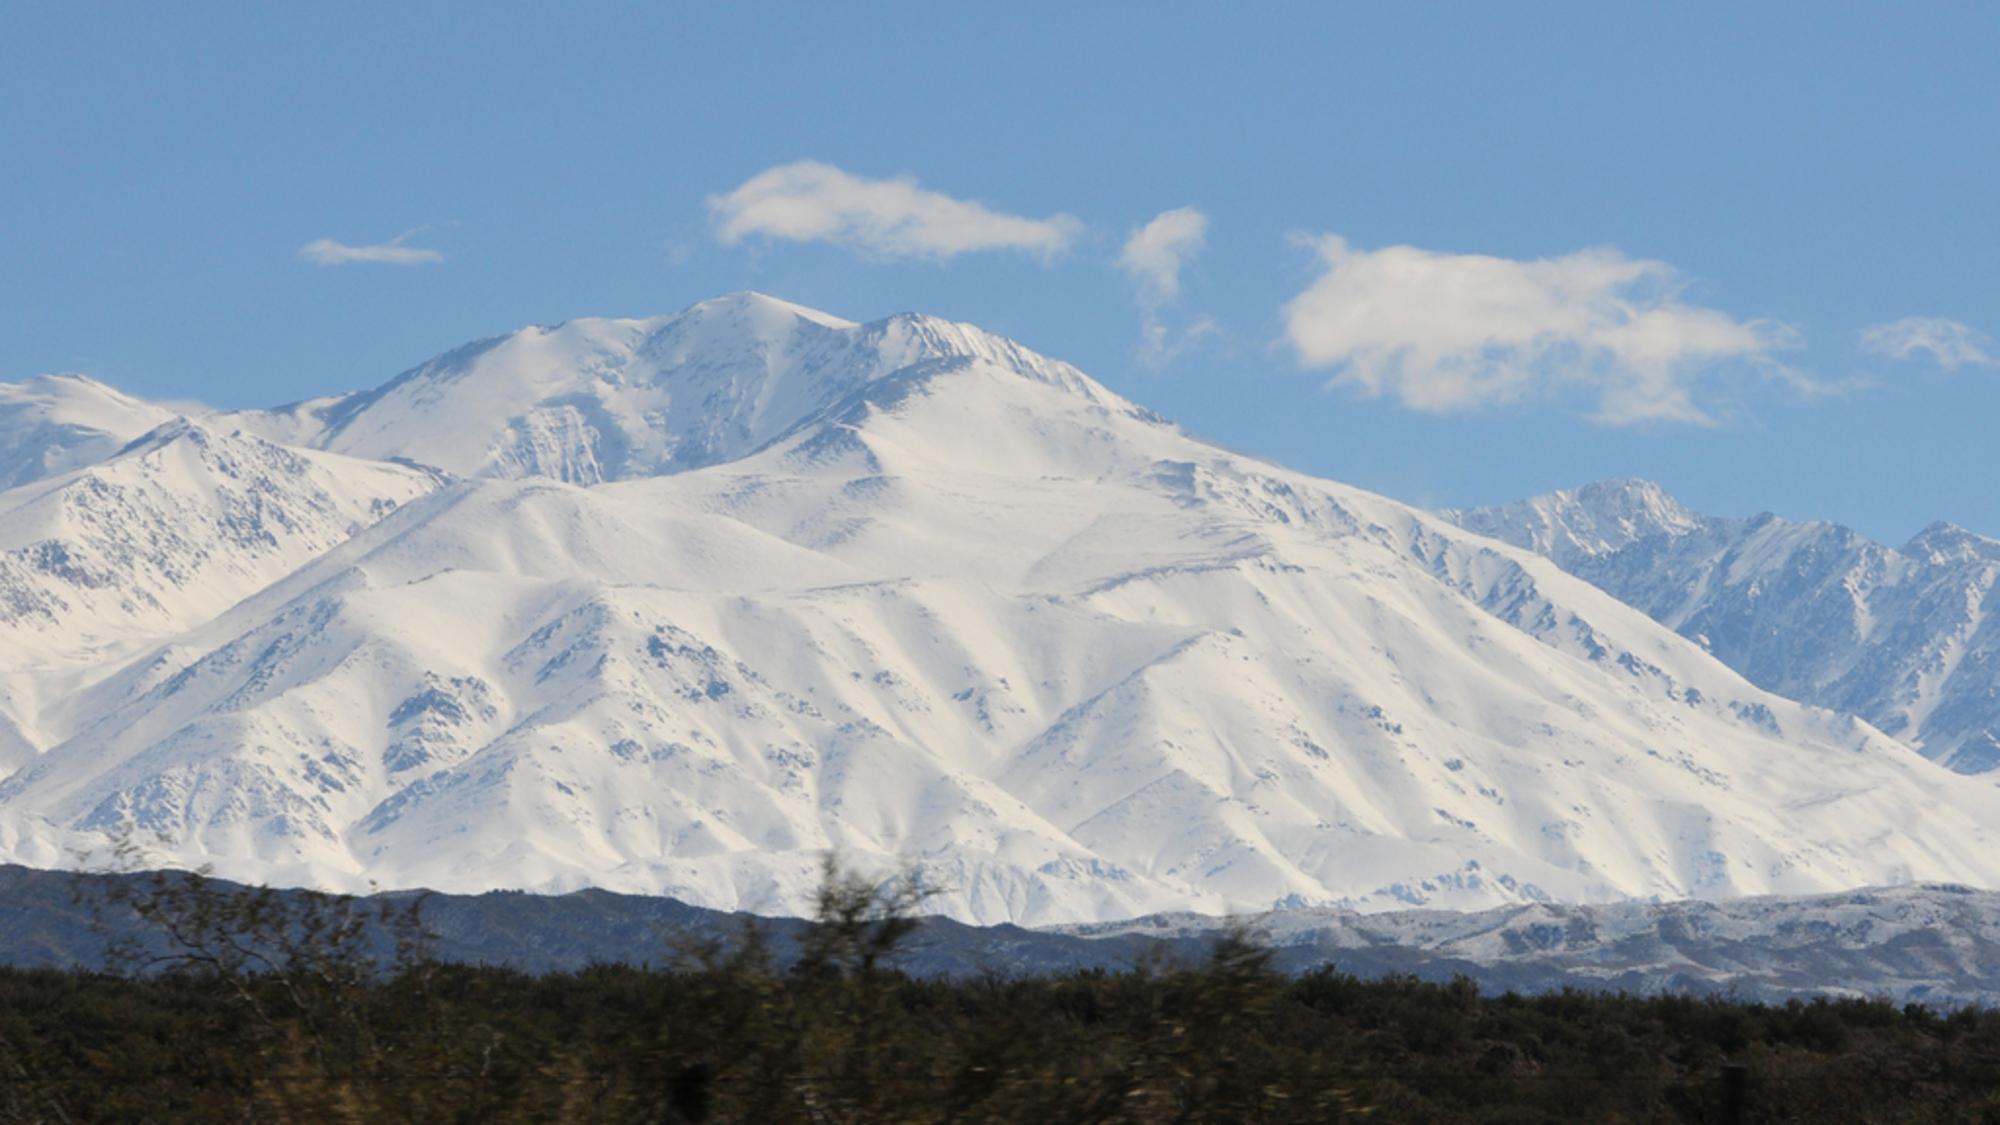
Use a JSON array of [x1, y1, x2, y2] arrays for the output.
[[0, 420, 441, 664], [0, 374, 175, 490], [224, 293, 1106, 484], [5, 293, 2000, 927], [0, 417, 443, 776], [1446, 481, 2000, 774]]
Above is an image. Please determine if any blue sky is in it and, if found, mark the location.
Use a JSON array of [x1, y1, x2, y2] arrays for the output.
[[4, 2, 1996, 542]]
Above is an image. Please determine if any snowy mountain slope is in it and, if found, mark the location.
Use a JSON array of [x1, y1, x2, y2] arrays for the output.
[[7, 297, 2000, 926], [0, 417, 444, 757], [0, 419, 441, 779], [0, 419, 442, 666], [0, 374, 176, 489], [1446, 482, 2000, 774]]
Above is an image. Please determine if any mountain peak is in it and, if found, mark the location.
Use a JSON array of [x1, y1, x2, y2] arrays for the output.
[[1570, 477, 1680, 509], [0, 410, 440, 663], [1443, 478, 1706, 564], [113, 415, 210, 456], [228, 293, 1128, 485], [674, 290, 858, 331], [10, 372, 108, 395], [1904, 520, 2000, 565], [15, 304, 2000, 925], [1, 372, 153, 401]]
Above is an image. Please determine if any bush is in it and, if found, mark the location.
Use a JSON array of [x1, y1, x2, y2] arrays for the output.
[[5, 858, 1999, 1121]]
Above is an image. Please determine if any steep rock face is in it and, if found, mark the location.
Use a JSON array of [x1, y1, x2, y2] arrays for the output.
[[1446, 483, 2000, 773], [6, 298, 2000, 926]]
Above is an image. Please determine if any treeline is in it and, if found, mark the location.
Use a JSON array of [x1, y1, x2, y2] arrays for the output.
[[2, 865, 1999, 1122]]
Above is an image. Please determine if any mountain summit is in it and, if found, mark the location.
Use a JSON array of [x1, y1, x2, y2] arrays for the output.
[[1442, 479, 1706, 567], [5, 297, 2000, 925], [232, 292, 1131, 484]]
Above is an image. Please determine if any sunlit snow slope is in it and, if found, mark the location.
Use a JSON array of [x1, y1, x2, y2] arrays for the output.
[[4, 294, 1999, 925]]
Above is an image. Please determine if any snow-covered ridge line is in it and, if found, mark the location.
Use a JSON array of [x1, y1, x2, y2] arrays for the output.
[[0, 416, 443, 765], [216, 291, 1146, 485], [1445, 480, 2000, 773], [4, 293, 2000, 928]]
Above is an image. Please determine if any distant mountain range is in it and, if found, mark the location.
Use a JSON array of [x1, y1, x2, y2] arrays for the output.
[[12, 865, 2000, 1008], [3, 293, 1998, 928], [1446, 480, 2000, 774]]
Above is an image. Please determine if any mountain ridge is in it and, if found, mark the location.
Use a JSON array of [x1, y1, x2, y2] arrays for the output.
[[3, 296, 2000, 926], [223, 291, 1139, 486], [1445, 479, 2000, 773], [12, 863, 2000, 1006]]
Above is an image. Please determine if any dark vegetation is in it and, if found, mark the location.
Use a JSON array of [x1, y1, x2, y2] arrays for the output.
[[2, 863, 1999, 1122]]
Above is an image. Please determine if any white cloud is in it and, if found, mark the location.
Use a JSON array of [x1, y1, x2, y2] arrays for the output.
[[1119, 206, 1208, 305], [1135, 313, 1221, 367], [1281, 235, 1802, 425], [707, 160, 1080, 261], [1861, 316, 1996, 370], [1118, 207, 1217, 365], [297, 232, 443, 267]]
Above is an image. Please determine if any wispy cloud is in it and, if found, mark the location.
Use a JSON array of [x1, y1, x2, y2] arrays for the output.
[[1118, 207, 1218, 365], [297, 230, 444, 267], [1861, 316, 1996, 370], [707, 160, 1081, 261], [1280, 235, 1805, 425], [1119, 207, 1207, 305]]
